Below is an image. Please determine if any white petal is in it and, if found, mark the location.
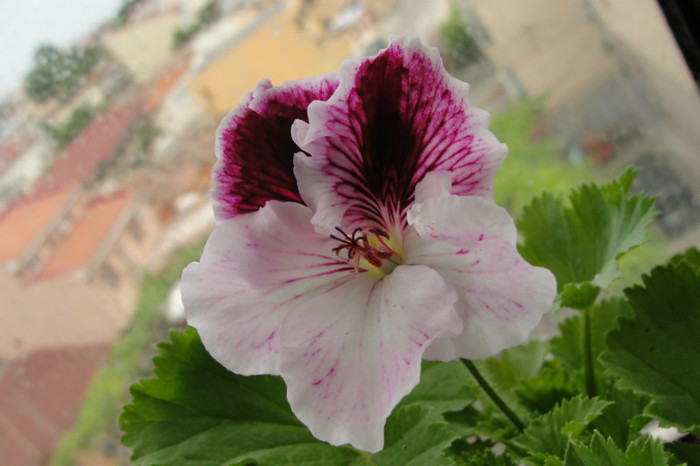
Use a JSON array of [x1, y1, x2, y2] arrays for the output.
[[279, 265, 461, 452], [181, 201, 355, 375], [407, 195, 556, 360], [414, 171, 453, 204], [292, 150, 343, 234], [408, 194, 517, 245]]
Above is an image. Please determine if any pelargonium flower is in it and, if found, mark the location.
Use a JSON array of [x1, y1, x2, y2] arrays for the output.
[[182, 37, 556, 453]]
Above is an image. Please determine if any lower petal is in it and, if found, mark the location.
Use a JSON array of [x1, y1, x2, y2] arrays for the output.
[[407, 195, 557, 360], [279, 265, 461, 452], [181, 201, 353, 375]]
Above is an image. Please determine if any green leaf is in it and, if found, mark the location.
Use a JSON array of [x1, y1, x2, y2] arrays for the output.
[[592, 387, 650, 449], [400, 360, 475, 413], [517, 168, 657, 291], [550, 316, 583, 373], [120, 328, 355, 465], [668, 247, 700, 273], [367, 405, 456, 466], [567, 432, 669, 466], [666, 440, 700, 466], [481, 340, 548, 401], [469, 340, 549, 426], [601, 262, 700, 432], [517, 363, 578, 414], [551, 298, 633, 376], [514, 395, 612, 458], [524, 453, 565, 466], [120, 328, 462, 465], [442, 403, 513, 441], [560, 283, 601, 310], [447, 439, 516, 466], [625, 437, 672, 466], [445, 341, 551, 444]]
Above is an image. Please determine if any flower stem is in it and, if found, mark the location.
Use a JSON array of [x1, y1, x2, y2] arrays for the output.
[[461, 359, 525, 432], [581, 306, 596, 397]]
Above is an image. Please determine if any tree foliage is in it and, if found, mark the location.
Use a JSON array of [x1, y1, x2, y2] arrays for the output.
[[24, 44, 100, 104]]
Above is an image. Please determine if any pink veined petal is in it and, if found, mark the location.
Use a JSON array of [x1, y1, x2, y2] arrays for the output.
[[279, 265, 461, 452], [406, 195, 557, 360], [212, 74, 339, 221], [293, 36, 507, 233], [181, 201, 354, 375]]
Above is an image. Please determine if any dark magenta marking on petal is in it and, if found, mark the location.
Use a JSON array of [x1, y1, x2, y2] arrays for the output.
[[214, 75, 339, 219], [303, 38, 504, 229], [353, 45, 480, 219]]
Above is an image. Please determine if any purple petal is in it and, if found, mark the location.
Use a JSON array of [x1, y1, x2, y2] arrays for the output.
[[280, 265, 460, 452], [293, 37, 507, 232], [406, 194, 557, 360], [181, 201, 353, 375], [213, 74, 339, 220]]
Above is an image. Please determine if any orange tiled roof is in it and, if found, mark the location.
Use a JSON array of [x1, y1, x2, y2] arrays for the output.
[[38, 190, 134, 279], [0, 186, 75, 262]]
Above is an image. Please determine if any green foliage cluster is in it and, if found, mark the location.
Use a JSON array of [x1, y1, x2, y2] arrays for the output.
[[51, 240, 206, 466], [491, 100, 591, 216], [439, 6, 482, 69], [518, 168, 657, 293], [24, 44, 101, 104], [42, 105, 97, 148], [172, 1, 220, 49], [119, 171, 700, 465]]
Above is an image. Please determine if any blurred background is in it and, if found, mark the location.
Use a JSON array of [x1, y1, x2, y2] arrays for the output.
[[0, 0, 698, 464]]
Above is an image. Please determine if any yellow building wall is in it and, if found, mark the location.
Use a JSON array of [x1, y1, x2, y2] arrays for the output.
[[188, 9, 352, 117]]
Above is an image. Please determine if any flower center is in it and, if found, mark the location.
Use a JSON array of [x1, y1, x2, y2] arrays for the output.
[[330, 226, 401, 276]]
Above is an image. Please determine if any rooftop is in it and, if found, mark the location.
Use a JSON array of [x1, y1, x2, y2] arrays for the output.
[[0, 343, 111, 465], [0, 186, 75, 263], [38, 190, 134, 280]]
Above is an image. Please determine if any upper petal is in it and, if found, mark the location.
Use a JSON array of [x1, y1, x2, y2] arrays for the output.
[[212, 74, 339, 221], [279, 264, 461, 452], [181, 201, 354, 375], [293, 36, 507, 232], [406, 195, 557, 360]]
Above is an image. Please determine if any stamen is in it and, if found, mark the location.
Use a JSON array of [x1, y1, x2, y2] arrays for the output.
[[330, 226, 399, 273]]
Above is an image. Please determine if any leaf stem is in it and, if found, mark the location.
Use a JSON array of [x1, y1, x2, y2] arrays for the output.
[[581, 306, 596, 397], [461, 359, 525, 432]]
